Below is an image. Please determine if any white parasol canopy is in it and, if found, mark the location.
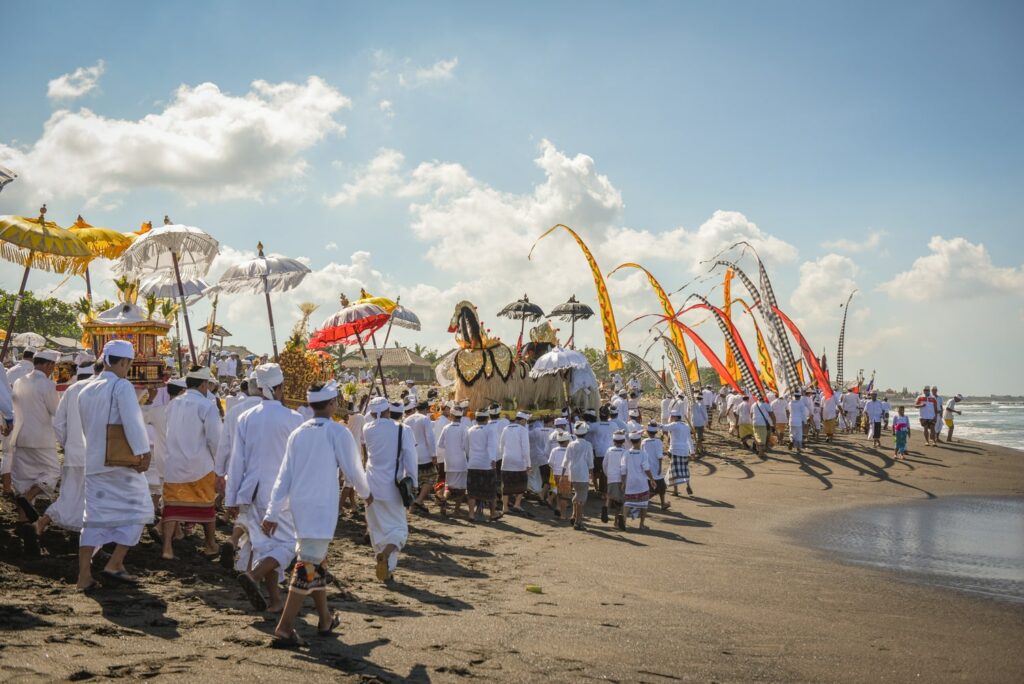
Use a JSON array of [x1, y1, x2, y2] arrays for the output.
[[11, 331, 46, 349], [138, 272, 209, 300], [529, 346, 590, 378]]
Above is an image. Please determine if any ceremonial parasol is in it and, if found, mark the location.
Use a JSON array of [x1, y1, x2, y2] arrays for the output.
[[529, 347, 590, 377], [206, 242, 311, 360], [498, 294, 544, 355], [67, 215, 134, 300], [309, 293, 392, 392], [0, 165, 17, 194], [389, 304, 421, 331], [11, 331, 46, 349], [546, 294, 594, 349], [0, 206, 91, 362], [118, 216, 219, 365], [138, 272, 209, 299]]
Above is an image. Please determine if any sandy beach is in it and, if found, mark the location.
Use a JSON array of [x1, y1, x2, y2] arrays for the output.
[[2, 427, 1022, 683]]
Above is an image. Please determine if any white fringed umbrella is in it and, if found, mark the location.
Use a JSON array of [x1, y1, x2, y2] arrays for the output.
[[529, 347, 590, 378], [205, 242, 311, 359], [118, 216, 219, 365]]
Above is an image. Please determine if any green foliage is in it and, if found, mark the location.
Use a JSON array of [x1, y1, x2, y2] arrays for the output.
[[412, 342, 440, 364], [0, 288, 82, 340], [330, 344, 361, 375]]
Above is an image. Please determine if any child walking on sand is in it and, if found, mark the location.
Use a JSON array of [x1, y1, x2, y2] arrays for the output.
[[892, 406, 910, 460]]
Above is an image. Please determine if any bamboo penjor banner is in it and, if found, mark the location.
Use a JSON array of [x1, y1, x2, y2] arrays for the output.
[[733, 297, 778, 394], [682, 295, 766, 401], [772, 305, 833, 399], [609, 262, 696, 385], [723, 268, 740, 383], [530, 224, 622, 371], [659, 316, 741, 393], [660, 335, 696, 405], [836, 290, 857, 389]]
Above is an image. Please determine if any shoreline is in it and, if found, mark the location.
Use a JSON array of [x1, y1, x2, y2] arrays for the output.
[[1, 430, 1022, 682]]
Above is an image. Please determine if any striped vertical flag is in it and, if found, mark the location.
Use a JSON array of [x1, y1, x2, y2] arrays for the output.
[[0, 165, 17, 194]]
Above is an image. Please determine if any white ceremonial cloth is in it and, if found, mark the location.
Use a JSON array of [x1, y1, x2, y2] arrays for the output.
[[499, 423, 530, 471], [78, 372, 154, 535], [466, 424, 497, 470], [437, 422, 469, 473], [54, 378, 92, 467], [165, 389, 221, 484], [529, 426, 555, 468], [603, 446, 626, 483], [623, 449, 651, 496], [363, 417, 418, 505], [559, 438, 593, 482], [225, 400, 302, 510], [11, 369, 58, 448], [663, 421, 694, 456], [214, 395, 260, 476], [266, 417, 370, 539], [0, 366, 12, 423], [642, 437, 663, 479], [404, 412, 436, 464], [789, 398, 809, 426], [142, 402, 168, 489]]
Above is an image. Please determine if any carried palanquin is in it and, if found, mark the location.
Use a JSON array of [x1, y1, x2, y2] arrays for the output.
[[82, 302, 170, 387], [438, 300, 598, 413]]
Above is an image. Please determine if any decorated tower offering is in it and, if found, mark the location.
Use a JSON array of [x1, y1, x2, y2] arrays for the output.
[[83, 302, 171, 387], [279, 302, 333, 409]]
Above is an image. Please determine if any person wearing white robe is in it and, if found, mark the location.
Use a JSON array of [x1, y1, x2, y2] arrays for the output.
[[530, 415, 556, 499], [1, 350, 35, 492], [227, 363, 303, 612], [405, 402, 437, 513], [603, 431, 627, 529], [76, 340, 154, 590], [660, 395, 673, 423], [9, 350, 60, 522], [641, 423, 669, 510], [690, 399, 708, 456], [0, 364, 13, 437], [663, 410, 695, 495], [621, 431, 654, 529], [466, 411, 500, 521], [363, 399, 417, 582], [33, 364, 95, 541], [263, 380, 370, 646], [788, 392, 809, 453], [822, 391, 840, 442], [499, 412, 531, 513], [213, 373, 261, 564], [162, 366, 221, 559], [437, 407, 470, 517], [559, 423, 594, 530]]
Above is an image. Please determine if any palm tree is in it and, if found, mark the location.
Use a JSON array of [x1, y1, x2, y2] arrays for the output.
[[330, 344, 362, 376]]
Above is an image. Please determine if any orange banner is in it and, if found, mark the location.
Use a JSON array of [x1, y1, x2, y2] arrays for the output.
[[530, 224, 622, 371], [608, 262, 696, 384], [723, 269, 740, 383]]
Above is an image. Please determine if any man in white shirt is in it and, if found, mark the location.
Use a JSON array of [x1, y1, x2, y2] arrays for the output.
[[915, 386, 939, 446], [1, 349, 36, 493], [821, 391, 839, 443], [363, 399, 417, 582], [437, 406, 470, 518], [736, 394, 754, 451], [750, 395, 773, 459], [162, 366, 221, 560], [788, 391, 809, 454], [559, 422, 594, 530], [405, 401, 437, 514], [942, 394, 963, 443], [863, 391, 885, 447], [29, 361, 96, 549], [499, 412, 531, 514], [213, 371, 261, 566], [663, 409, 695, 495], [841, 390, 860, 434], [263, 380, 369, 647], [641, 422, 668, 510], [226, 363, 303, 612], [8, 349, 60, 524], [660, 393, 674, 423], [76, 340, 153, 590], [530, 415, 556, 501], [603, 430, 627, 529], [466, 410, 499, 522]]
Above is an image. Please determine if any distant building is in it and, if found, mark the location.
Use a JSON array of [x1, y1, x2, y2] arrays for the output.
[[341, 346, 434, 383]]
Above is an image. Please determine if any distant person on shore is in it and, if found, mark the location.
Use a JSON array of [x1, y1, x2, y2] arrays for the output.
[[943, 394, 964, 443], [930, 386, 944, 445], [737, 394, 754, 451], [751, 394, 772, 459], [881, 396, 891, 431], [788, 390, 809, 454], [771, 392, 789, 446], [915, 387, 939, 446], [892, 406, 910, 459], [864, 391, 884, 448]]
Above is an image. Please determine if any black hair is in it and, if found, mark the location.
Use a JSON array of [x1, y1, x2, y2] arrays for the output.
[[167, 384, 186, 397], [239, 380, 249, 393], [308, 382, 333, 411], [185, 377, 204, 389], [22, 350, 34, 360], [106, 355, 130, 366], [93, 360, 105, 374], [33, 356, 53, 367], [476, 413, 488, 422]]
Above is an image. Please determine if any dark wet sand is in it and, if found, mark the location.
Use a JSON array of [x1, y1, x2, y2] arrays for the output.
[[1, 426, 1022, 682]]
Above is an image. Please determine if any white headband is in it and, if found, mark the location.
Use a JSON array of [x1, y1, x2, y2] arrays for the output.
[[307, 380, 339, 403], [102, 339, 135, 364], [367, 396, 390, 415], [255, 363, 284, 400]]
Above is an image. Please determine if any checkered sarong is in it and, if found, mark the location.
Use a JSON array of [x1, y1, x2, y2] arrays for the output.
[[666, 453, 690, 486]]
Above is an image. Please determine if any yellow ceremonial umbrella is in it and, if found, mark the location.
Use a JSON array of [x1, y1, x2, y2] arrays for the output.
[[355, 288, 397, 313], [0, 205, 91, 361], [68, 215, 134, 300]]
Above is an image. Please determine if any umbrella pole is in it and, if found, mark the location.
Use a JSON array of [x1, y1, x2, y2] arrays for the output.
[[171, 251, 198, 366], [0, 262, 32, 363], [174, 310, 183, 375], [263, 276, 279, 361], [518, 318, 526, 358], [369, 332, 388, 396], [355, 335, 379, 397], [570, 317, 576, 349], [84, 266, 93, 301]]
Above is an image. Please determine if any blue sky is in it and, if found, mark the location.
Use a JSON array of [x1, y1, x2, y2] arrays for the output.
[[2, 1, 1022, 394]]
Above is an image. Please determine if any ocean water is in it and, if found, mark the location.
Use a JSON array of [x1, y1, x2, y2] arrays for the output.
[[952, 402, 1024, 451], [800, 497, 1024, 604]]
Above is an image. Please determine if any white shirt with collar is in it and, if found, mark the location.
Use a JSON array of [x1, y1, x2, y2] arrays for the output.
[[499, 423, 530, 471], [11, 368, 59, 448], [404, 412, 436, 465], [466, 423, 498, 470], [165, 388, 222, 484], [215, 395, 261, 476], [54, 376, 94, 467], [362, 416, 418, 504], [225, 399, 303, 510]]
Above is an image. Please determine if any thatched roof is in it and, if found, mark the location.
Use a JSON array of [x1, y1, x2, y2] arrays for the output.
[[341, 346, 432, 369]]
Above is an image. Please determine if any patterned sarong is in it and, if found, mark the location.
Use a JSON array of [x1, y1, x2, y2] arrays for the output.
[[163, 471, 217, 523], [666, 454, 690, 486]]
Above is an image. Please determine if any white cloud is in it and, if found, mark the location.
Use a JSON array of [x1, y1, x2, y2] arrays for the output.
[[324, 242, 338, 251], [1, 76, 350, 204], [848, 325, 905, 356], [47, 60, 105, 101], [400, 57, 459, 87], [370, 52, 459, 91], [378, 99, 394, 118], [324, 148, 405, 206], [790, 253, 859, 322], [878, 236, 1024, 301], [822, 230, 886, 254]]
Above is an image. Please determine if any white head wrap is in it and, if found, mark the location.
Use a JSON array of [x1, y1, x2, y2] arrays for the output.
[[186, 366, 214, 382], [102, 339, 135, 364], [670, 408, 682, 418], [34, 349, 60, 362], [168, 377, 188, 389], [516, 411, 530, 421], [573, 420, 589, 435], [255, 363, 284, 400], [452, 406, 464, 417], [74, 351, 96, 366], [390, 401, 406, 413], [612, 429, 626, 442], [553, 417, 568, 427], [76, 365, 94, 378], [307, 380, 339, 403], [628, 430, 643, 441], [367, 396, 390, 415], [555, 430, 571, 443]]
